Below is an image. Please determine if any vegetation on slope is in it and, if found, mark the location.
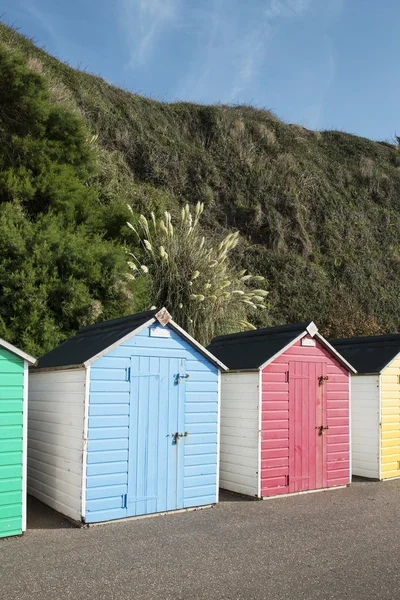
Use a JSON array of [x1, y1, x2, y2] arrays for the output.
[[0, 42, 142, 355], [0, 22, 399, 354]]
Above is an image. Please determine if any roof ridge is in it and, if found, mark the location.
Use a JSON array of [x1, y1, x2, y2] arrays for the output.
[[77, 309, 159, 336], [210, 322, 310, 344], [330, 333, 400, 346]]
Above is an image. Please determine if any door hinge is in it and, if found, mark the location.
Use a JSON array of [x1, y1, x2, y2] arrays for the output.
[[285, 371, 290, 383], [125, 367, 131, 382], [285, 475, 289, 487], [122, 493, 127, 509]]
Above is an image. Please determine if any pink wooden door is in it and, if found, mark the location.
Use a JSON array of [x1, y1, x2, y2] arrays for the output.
[[288, 361, 327, 493]]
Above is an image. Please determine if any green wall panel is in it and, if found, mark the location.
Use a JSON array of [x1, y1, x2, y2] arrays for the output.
[[0, 347, 24, 538], [0, 387, 24, 400], [0, 517, 22, 536], [0, 491, 22, 506], [0, 426, 22, 440], [0, 401, 23, 413], [0, 451, 23, 467], [0, 439, 22, 453], [0, 478, 22, 493]]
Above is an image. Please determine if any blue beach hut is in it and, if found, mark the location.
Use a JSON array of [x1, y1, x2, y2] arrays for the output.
[[28, 308, 226, 524]]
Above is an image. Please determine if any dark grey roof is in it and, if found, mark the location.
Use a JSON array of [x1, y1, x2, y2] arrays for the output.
[[35, 309, 159, 369], [207, 323, 310, 370], [329, 334, 400, 373]]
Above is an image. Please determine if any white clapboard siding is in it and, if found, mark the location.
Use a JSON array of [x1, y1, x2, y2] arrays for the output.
[[28, 369, 86, 521], [219, 372, 259, 496], [351, 375, 380, 478]]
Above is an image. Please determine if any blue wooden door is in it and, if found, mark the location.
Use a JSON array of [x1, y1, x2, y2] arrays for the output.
[[127, 353, 186, 517]]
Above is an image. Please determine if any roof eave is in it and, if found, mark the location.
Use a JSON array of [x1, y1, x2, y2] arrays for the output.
[[378, 350, 400, 373], [168, 320, 228, 371], [0, 337, 36, 365], [30, 363, 86, 373], [352, 371, 380, 376], [314, 333, 357, 374], [258, 330, 310, 370], [83, 318, 157, 367], [223, 368, 260, 373]]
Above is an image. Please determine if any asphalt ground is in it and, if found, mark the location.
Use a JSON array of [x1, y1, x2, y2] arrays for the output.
[[1, 479, 400, 600]]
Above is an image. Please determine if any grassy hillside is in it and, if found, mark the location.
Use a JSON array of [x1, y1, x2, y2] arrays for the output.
[[1, 21, 399, 345]]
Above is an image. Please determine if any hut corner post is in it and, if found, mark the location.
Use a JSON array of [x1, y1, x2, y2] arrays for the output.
[[81, 366, 91, 522], [216, 369, 221, 503], [257, 369, 262, 499], [22, 360, 28, 532]]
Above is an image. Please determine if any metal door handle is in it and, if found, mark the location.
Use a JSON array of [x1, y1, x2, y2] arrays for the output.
[[172, 432, 188, 443], [317, 425, 329, 435]]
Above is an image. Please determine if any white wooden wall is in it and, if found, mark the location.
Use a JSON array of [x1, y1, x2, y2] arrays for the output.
[[28, 369, 86, 521], [219, 371, 260, 496], [351, 375, 380, 479]]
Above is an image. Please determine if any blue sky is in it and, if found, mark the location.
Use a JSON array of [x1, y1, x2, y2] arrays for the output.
[[2, 0, 399, 140]]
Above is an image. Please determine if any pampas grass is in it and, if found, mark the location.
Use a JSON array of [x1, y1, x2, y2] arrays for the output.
[[127, 202, 268, 345]]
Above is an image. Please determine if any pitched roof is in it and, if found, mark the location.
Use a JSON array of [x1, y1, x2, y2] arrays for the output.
[[0, 337, 36, 365], [35, 309, 159, 369], [34, 308, 227, 371], [207, 322, 312, 370], [329, 334, 400, 373]]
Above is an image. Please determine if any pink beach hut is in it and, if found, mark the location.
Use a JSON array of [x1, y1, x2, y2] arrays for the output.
[[207, 322, 356, 498]]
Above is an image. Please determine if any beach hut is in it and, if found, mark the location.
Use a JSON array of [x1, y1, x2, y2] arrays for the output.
[[0, 338, 36, 538], [28, 308, 226, 524], [330, 334, 400, 480], [207, 322, 356, 498]]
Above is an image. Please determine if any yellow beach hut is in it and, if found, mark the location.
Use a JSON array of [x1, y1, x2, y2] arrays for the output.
[[331, 334, 400, 480]]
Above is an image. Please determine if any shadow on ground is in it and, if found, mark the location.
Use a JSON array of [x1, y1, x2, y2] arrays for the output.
[[27, 496, 76, 530], [351, 475, 380, 484], [218, 489, 258, 503], [26, 490, 254, 530]]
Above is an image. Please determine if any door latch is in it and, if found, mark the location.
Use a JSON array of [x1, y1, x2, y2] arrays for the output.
[[317, 425, 329, 435], [172, 432, 188, 444], [318, 376, 329, 385], [176, 374, 189, 384]]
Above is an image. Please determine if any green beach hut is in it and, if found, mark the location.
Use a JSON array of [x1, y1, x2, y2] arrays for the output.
[[0, 338, 36, 538]]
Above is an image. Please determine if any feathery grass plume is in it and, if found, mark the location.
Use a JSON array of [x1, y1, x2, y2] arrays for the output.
[[160, 221, 168, 236], [126, 221, 139, 237], [239, 321, 257, 331], [139, 215, 150, 238], [126, 203, 268, 345]]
